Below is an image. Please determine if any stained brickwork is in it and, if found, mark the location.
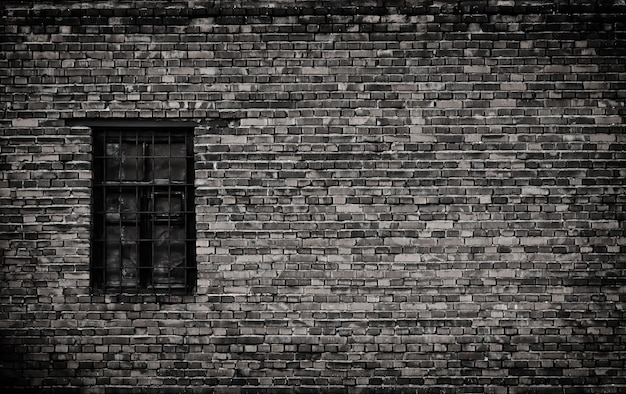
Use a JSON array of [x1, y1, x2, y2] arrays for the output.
[[1, 0, 626, 392]]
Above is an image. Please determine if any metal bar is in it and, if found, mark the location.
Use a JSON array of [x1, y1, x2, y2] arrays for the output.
[[93, 127, 195, 295]]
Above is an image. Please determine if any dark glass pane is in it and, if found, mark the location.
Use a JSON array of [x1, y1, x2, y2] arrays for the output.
[[104, 225, 139, 289], [154, 193, 183, 216], [120, 225, 139, 288], [105, 143, 120, 181], [121, 142, 144, 181], [104, 226, 121, 288], [153, 225, 186, 286], [149, 143, 186, 182], [93, 128, 194, 294], [171, 142, 187, 182], [106, 142, 120, 156], [105, 191, 138, 221], [150, 143, 170, 181], [152, 143, 170, 158], [170, 158, 186, 182]]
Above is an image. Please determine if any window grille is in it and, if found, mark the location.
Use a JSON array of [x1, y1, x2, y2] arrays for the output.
[[91, 127, 195, 294]]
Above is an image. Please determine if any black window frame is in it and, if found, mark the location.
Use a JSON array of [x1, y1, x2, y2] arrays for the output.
[[91, 126, 196, 295]]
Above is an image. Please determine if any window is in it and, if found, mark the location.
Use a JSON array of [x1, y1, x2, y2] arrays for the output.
[[91, 127, 195, 294]]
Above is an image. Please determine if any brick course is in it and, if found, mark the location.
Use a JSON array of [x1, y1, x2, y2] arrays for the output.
[[1, 0, 625, 392]]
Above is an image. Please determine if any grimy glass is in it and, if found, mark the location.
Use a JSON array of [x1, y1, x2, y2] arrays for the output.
[[92, 128, 195, 294]]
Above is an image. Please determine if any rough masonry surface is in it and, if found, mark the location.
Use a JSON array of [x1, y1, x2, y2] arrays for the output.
[[1, 0, 625, 392]]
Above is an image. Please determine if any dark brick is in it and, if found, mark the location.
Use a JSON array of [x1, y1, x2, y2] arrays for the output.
[[1, 1, 625, 393]]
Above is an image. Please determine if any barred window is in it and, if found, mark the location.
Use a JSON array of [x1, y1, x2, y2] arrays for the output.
[[92, 127, 195, 294]]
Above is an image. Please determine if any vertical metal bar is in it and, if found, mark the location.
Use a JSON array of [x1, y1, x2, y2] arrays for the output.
[[185, 130, 193, 293], [137, 132, 141, 292], [186, 131, 191, 293], [94, 127, 195, 295], [168, 131, 172, 293], [150, 132, 156, 292], [139, 136, 149, 291], [112, 132, 118, 291], [114, 132, 119, 292], [149, 132, 153, 292], [98, 130, 106, 292], [97, 130, 104, 292]]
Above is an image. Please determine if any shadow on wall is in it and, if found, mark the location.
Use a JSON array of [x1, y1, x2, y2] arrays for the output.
[[0, 330, 80, 393], [0, 332, 28, 389]]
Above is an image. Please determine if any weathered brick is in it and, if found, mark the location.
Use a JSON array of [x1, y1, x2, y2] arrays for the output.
[[1, 0, 625, 393]]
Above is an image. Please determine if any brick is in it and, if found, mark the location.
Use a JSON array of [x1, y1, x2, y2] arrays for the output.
[[1, 1, 625, 393]]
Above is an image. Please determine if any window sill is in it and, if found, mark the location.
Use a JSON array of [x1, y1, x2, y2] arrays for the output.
[[90, 293, 196, 305]]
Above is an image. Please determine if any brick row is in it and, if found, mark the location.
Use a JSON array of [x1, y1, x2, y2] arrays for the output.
[[1, 0, 625, 392]]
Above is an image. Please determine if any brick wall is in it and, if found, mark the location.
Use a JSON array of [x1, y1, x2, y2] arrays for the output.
[[1, 0, 625, 392]]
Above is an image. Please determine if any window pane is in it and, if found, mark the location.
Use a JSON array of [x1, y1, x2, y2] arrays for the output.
[[93, 127, 195, 295], [120, 225, 139, 288], [170, 158, 187, 182], [171, 142, 187, 182], [104, 226, 121, 288], [104, 225, 139, 289], [105, 191, 138, 221], [150, 143, 169, 181], [104, 141, 145, 181], [154, 193, 183, 216], [105, 143, 120, 181], [149, 143, 187, 182], [121, 142, 144, 181], [153, 225, 186, 287]]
